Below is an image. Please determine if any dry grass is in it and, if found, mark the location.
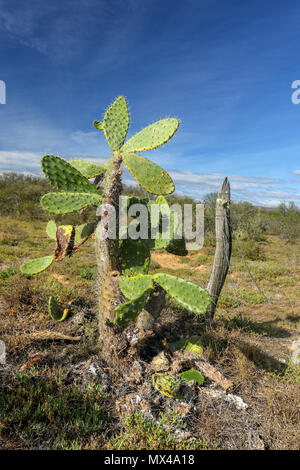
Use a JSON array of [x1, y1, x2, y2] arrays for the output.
[[0, 216, 299, 450]]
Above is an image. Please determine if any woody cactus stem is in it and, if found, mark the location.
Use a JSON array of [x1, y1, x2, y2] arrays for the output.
[[95, 151, 125, 362], [205, 177, 232, 321]]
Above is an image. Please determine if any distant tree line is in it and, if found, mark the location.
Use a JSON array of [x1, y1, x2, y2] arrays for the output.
[[0, 172, 299, 242]]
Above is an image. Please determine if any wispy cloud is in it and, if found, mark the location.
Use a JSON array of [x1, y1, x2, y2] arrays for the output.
[[0, 150, 299, 207], [293, 170, 300, 175], [0, 0, 143, 61]]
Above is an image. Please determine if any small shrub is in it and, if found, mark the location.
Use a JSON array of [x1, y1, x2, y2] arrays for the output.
[[107, 412, 215, 450], [232, 239, 266, 261], [0, 267, 16, 279]]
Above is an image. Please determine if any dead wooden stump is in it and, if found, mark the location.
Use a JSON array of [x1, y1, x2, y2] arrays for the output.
[[205, 177, 232, 320]]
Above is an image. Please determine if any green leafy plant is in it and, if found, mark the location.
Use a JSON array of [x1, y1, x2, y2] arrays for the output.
[[20, 97, 212, 362]]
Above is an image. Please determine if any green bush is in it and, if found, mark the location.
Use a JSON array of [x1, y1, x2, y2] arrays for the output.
[[232, 239, 266, 261]]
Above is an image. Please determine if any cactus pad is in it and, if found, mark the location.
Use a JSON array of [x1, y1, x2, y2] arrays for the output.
[[180, 369, 204, 386], [75, 222, 97, 243], [46, 220, 57, 239], [151, 373, 182, 399], [169, 336, 204, 357], [122, 152, 175, 195], [68, 160, 106, 178], [41, 192, 102, 215], [120, 239, 150, 276], [121, 118, 179, 152], [20, 255, 54, 275], [48, 296, 70, 322], [114, 289, 151, 326], [119, 274, 154, 300], [41, 155, 98, 194], [54, 225, 75, 261], [103, 96, 129, 150], [149, 196, 177, 249], [153, 273, 212, 315]]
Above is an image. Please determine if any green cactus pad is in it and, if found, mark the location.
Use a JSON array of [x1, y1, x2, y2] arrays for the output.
[[119, 274, 154, 300], [46, 220, 57, 240], [68, 160, 106, 178], [75, 222, 97, 242], [41, 155, 98, 194], [20, 255, 54, 275], [54, 225, 75, 261], [93, 120, 104, 130], [103, 96, 129, 150], [153, 273, 212, 315], [48, 296, 70, 322], [180, 369, 204, 386], [114, 289, 151, 326], [121, 118, 179, 152], [41, 192, 102, 215], [169, 336, 204, 357], [149, 196, 177, 249], [151, 373, 182, 399], [122, 152, 175, 195], [120, 239, 150, 276]]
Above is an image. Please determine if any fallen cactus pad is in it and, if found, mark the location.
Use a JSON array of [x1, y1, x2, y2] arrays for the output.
[[48, 296, 70, 322], [152, 373, 182, 399], [180, 369, 205, 386]]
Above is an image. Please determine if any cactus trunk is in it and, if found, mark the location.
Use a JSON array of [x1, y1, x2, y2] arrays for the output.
[[95, 151, 126, 364]]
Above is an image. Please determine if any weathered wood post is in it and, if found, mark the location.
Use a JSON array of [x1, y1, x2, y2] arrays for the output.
[[205, 177, 232, 320]]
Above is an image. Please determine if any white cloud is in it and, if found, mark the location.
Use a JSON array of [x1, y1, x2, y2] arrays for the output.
[[293, 170, 300, 175], [1, 150, 299, 208], [0, 150, 41, 173]]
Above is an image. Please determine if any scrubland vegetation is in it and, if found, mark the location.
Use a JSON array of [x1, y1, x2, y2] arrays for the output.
[[0, 172, 299, 450]]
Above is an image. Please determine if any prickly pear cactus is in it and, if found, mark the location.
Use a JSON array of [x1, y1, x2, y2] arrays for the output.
[[20, 96, 217, 360]]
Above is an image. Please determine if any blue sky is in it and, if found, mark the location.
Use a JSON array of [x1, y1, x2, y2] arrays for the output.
[[0, 0, 300, 206]]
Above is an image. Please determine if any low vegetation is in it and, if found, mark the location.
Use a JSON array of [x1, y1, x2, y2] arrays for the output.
[[0, 172, 299, 450]]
